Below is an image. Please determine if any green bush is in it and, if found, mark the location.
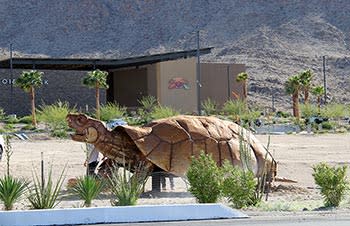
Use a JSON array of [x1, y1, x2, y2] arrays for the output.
[[4, 115, 19, 124], [138, 95, 158, 112], [37, 101, 75, 137], [321, 104, 348, 119], [18, 115, 33, 124], [0, 175, 29, 210], [300, 104, 319, 119], [150, 105, 179, 120], [100, 102, 127, 121], [222, 99, 247, 118], [312, 162, 349, 207], [186, 152, 222, 203], [27, 166, 66, 209], [70, 175, 105, 207], [201, 98, 218, 115], [321, 121, 333, 130], [0, 108, 5, 121], [107, 163, 148, 206], [221, 162, 257, 208]]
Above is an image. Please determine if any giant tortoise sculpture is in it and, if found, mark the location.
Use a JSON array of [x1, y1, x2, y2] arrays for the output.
[[66, 113, 277, 179]]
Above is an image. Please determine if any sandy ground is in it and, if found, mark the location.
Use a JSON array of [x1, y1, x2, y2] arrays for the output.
[[1, 133, 350, 211]]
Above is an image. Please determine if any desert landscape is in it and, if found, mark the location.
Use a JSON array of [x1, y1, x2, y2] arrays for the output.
[[1, 132, 350, 212]]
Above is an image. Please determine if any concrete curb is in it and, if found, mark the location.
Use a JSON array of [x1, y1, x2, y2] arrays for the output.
[[0, 204, 248, 226]]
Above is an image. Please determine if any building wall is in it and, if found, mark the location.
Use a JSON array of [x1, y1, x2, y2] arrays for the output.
[[201, 63, 246, 107], [158, 58, 197, 113], [0, 69, 105, 116]]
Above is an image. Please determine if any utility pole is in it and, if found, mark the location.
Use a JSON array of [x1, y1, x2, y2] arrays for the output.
[[196, 31, 201, 115], [10, 43, 13, 114], [323, 56, 327, 104]]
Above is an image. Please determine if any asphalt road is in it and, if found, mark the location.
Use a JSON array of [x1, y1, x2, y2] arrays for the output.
[[84, 214, 350, 226]]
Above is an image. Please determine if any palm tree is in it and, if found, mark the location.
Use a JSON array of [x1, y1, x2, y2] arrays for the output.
[[311, 86, 325, 113], [82, 69, 109, 119], [285, 75, 301, 119], [236, 72, 248, 100], [14, 70, 43, 127], [299, 70, 313, 104]]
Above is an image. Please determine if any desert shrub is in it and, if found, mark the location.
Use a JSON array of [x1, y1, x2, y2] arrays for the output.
[[37, 101, 75, 137], [221, 162, 256, 208], [18, 115, 33, 124], [138, 95, 158, 112], [275, 111, 292, 118], [27, 166, 66, 209], [107, 163, 148, 206], [134, 96, 159, 124], [4, 124, 15, 132], [186, 152, 222, 203], [150, 105, 179, 120], [321, 103, 348, 119], [0, 108, 5, 121], [70, 175, 105, 207], [4, 115, 19, 124], [312, 162, 349, 207], [201, 98, 218, 115], [321, 121, 333, 130], [99, 102, 127, 121], [21, 124, 37, 131], [51, 129, 69, 138], [300, 104, 319, 119], [0, 175, 29, 210], [222, 99, 247, 119]]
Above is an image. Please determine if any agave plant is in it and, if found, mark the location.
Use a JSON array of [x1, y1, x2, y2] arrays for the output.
[[70, 175, 105, 207], [107, 162, 148, 206], [27, 166, 66, 209], [0, 175, 29, 210]]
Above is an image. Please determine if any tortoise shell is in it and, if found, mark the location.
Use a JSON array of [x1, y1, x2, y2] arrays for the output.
[[116, 115, 272, 176]]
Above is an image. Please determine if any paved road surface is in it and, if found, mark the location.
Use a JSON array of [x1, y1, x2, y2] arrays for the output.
[[84, 214, 350, 226]]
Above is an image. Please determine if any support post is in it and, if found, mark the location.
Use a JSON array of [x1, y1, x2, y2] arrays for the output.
[[196, 31, 201, 115], [323, 56, 327, 104]]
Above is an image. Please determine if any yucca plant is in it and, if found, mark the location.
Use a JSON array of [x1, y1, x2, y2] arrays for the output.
[[0, 175, 29, 210], [138, 95, 158, 112], [27, 166, 66, 209], [70, 175, 105, 207], [0, 135, 29, 210], [201, 98, 218, 116], [107, 162, 148, 206]]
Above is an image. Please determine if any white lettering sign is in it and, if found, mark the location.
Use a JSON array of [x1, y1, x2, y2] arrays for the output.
[[1, 79, 49, 85]]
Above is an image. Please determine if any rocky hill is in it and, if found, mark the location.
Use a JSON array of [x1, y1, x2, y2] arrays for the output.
[[1, 0, 350, 111]]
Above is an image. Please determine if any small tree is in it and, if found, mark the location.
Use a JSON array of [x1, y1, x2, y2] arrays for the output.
[[236, 72, 248, 100], [285, 75, 301, 119], [14, 70, 43, 127], [82, 69, 109, 120], [311, 86, 325, 113], [299, 70, 313, 104]]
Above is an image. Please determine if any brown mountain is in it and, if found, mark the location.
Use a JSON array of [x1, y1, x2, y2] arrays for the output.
[[1, 0, 350, 110]]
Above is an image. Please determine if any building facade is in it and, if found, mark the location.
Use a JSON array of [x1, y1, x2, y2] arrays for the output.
[[0, 50, 245, 116]]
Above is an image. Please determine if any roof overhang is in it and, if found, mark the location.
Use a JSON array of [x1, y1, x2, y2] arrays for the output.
[[0, 48, 213, 71]]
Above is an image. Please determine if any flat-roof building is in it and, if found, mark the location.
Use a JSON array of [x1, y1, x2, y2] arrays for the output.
[[0, 48, 245, 116]]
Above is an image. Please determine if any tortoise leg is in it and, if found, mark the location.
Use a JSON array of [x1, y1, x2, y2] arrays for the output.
[[151, 172, 162, 192]]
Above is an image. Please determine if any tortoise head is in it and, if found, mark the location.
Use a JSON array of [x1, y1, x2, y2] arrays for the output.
[[66, 113, 105, 143]]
